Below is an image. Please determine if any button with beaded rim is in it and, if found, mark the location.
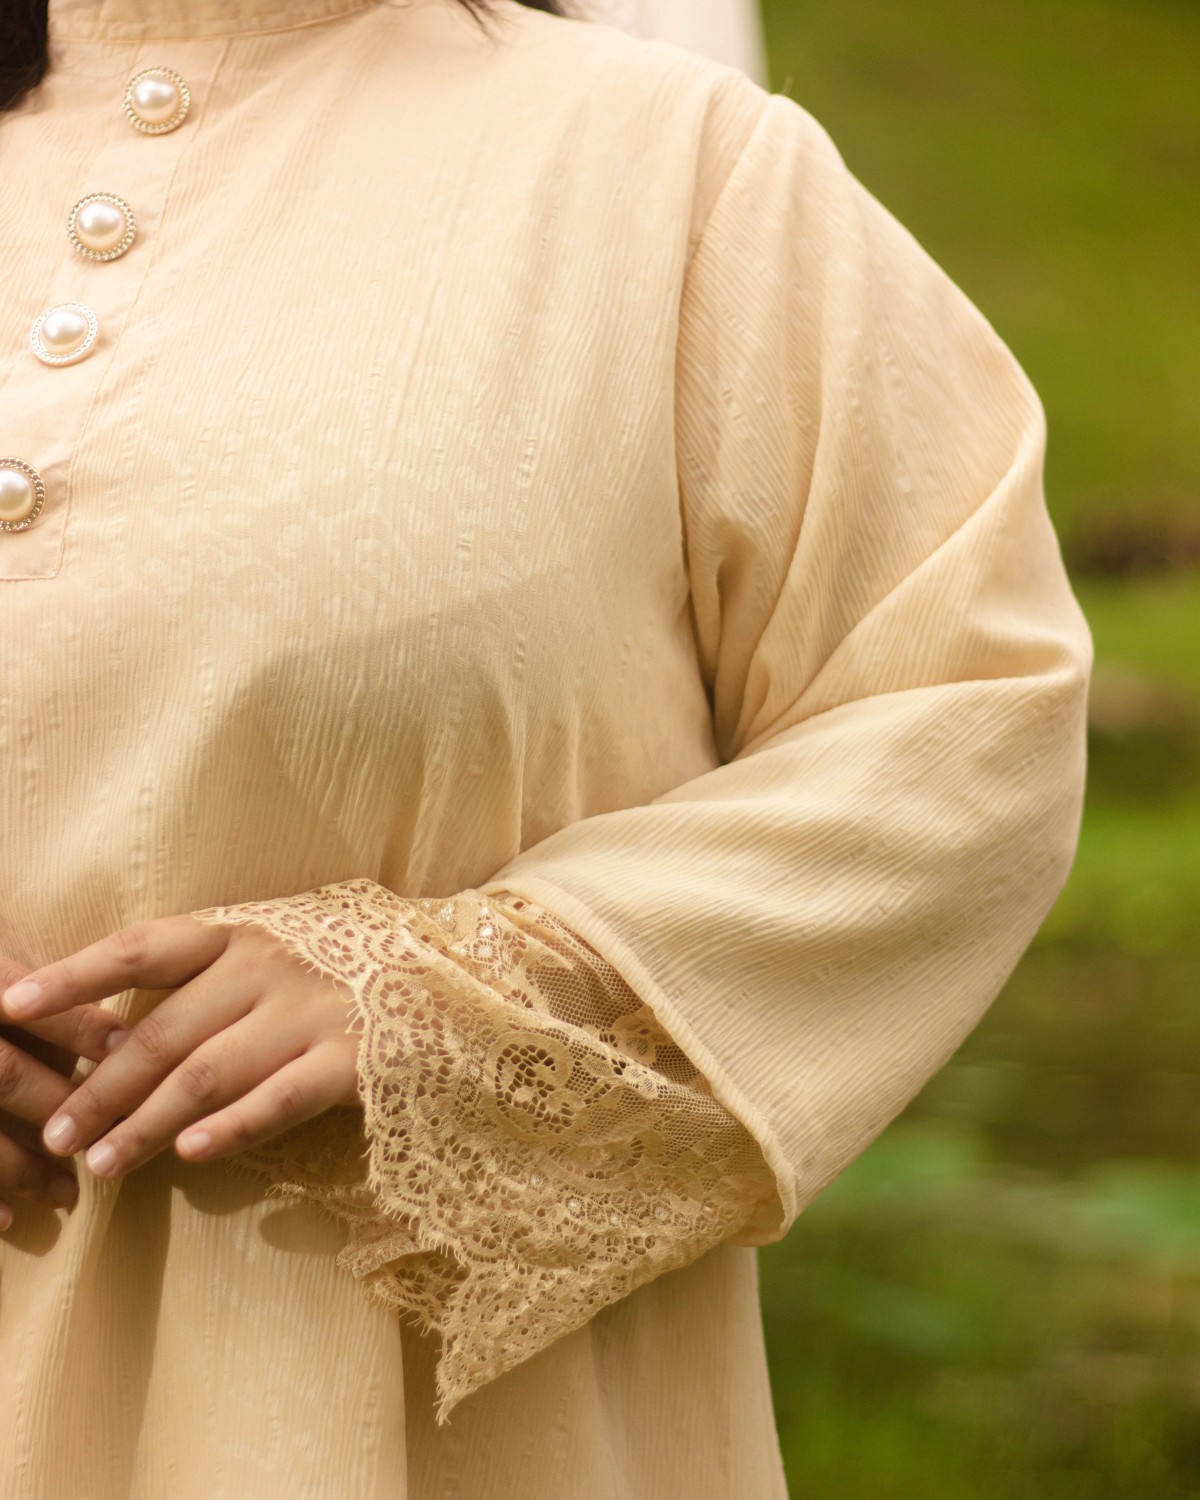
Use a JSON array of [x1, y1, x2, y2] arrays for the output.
[[0, 459, 46, 532], [30, 303, 99, 367], [124, 66, 190, 134], [68, 192, 137, 261]]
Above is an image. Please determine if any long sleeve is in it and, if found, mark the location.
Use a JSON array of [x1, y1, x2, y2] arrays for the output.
[[193, 75, 1091, 1424], [186, 879, 782, 1423], [466, 85, 1091, 1261]]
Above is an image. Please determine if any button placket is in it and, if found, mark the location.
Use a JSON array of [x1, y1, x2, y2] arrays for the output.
[[0, 39, 225, 581]]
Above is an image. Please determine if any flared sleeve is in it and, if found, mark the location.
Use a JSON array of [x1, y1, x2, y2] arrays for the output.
[[190, 80, 1092, 1424], [470, 88, 1092, 1255], [187, 879, 781, 1424]]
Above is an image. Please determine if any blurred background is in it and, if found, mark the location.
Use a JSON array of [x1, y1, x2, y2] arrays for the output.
[[746, 3, 1200, 1494]]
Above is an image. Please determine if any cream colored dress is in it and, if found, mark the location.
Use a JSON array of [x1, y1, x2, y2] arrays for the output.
[[0, 0, 1092, 1494]]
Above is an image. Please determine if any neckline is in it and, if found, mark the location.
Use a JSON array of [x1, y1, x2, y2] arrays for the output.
[[48, 0, 388, 43]]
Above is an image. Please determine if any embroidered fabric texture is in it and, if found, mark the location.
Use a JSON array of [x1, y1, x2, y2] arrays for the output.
[[187, 877, 780, 1423]]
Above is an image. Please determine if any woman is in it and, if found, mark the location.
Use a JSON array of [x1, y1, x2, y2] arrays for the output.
[[0, 0, 1092, 1495]]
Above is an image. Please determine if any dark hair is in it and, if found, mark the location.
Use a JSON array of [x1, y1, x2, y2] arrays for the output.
[[1, 0, 563, 112]]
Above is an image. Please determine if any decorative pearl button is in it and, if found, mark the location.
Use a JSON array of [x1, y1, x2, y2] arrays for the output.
[[68, 192, 136, 261], [0, 459, 46, 532], [30, 302, 99, 367], [124, 66, 190, 134]]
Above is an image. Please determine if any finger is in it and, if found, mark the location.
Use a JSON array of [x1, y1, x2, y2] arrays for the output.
[[0, 1131, 78, 1214], [0, 1038, 78, 1132], [0, 1200, 10, 1232], [0, 917, 230, 1023], [0, 1106, 82, 1166], [0, 959, 128, 1063], [0, 956, 33, 996], [174, 1045, 355, 1164], [80, 1008, 315, 1180], [36, 1006, 132, 1063], [0, 1108, 44, 1155], [40, 965, 255, 1161], [0, 1023, 78, 1081], [7, 1006, 131, 1065]]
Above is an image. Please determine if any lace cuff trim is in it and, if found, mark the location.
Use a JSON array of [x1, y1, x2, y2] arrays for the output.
[[188, 877, 780, 1424]]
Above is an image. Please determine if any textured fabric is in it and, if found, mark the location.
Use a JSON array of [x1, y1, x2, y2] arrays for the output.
[[186, 879, 781, 1421], [0, 0, 1092, 1494]]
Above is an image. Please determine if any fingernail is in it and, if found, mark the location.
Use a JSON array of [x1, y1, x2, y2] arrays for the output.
[[2, 979, 42, 1016], [44, 1115, 77, 1153], [105, 1028, 130, 1054], [178, 1130, 211, 1158], [47, 1175, 78, 1207], [86, 1142, 117, 1177]]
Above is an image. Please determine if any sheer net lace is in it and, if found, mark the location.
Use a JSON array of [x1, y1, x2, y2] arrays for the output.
[[187, 877, 781, 1423]]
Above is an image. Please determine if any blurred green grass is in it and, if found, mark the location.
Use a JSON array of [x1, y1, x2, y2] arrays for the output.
[[755, 2, 1200, 1493], [760, 0, 1200, 555]]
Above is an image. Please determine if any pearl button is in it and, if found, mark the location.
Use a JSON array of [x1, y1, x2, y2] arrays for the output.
[[0, 459, 46, 532], [30, 302, 99, 367], [133, 77, 178, 123], [41, 308, 89, 356], [68, 192, 136, 261], [124, 66, 190, 134]]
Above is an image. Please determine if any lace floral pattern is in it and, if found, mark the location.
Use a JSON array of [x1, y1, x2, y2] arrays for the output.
[[187, 878, 780, 1423]]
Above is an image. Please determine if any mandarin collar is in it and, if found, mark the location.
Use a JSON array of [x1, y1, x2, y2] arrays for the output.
[[48, 0, 386, 43]]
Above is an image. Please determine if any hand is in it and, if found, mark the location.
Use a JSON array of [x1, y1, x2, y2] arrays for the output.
[[0, 957, 131, 1230], [0, 917, 362, 1184]]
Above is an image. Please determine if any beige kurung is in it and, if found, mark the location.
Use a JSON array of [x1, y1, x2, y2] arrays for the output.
[[0, 0, 1092, 1494]]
